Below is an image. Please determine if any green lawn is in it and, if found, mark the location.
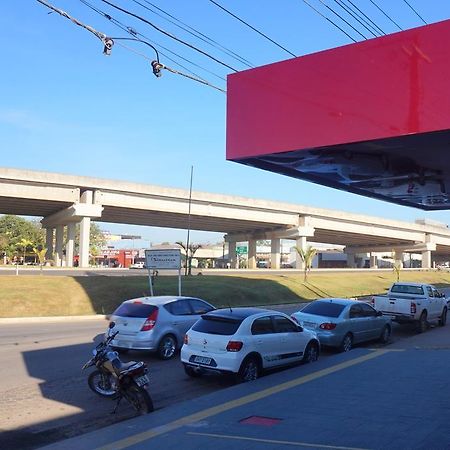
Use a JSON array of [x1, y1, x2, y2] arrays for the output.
[[0, 271, 449, 318]]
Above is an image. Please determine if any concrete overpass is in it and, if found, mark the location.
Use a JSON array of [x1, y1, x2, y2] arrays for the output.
[[0, 167, 449, 268]]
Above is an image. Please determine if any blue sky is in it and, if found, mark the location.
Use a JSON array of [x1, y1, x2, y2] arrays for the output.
[[1, 1, 449, 246]]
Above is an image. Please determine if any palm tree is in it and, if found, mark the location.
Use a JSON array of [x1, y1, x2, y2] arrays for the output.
[[295, 245, 317, 282]]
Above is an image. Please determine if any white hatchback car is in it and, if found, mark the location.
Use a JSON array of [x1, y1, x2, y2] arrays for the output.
[[181, 307, 320, 382]]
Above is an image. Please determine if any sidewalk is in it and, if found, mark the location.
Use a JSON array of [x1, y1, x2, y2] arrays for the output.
[[41, 325, 450, 450]]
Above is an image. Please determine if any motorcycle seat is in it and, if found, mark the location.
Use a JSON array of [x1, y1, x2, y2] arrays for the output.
[[117, 360, 144, 374]]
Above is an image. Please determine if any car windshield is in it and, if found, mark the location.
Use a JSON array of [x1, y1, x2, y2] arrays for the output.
[[390, 284, 424, 295], [113, 303, 157, 318], [300, 302, 346, 318], [192, 316, 242, 335]]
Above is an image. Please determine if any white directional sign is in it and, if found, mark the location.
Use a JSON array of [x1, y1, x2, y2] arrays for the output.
[[145, 249, 181, 270]]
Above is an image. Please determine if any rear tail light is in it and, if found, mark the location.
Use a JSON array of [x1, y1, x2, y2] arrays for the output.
[[319, 323, 337, 330], [291, 315, 299, 324], [226, 341, 243, 352], [184, 334, 189, 345], [140, 308, 159, 331], [410, 302, 416, 314]]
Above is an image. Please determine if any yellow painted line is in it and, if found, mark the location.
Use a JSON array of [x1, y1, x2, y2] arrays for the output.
[[187, 431, 369, 450], [95, 349, 394, 450]]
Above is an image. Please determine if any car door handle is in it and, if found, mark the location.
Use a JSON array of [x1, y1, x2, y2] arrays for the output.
[[172, 322, 179, 325], [257, 339, 263, 344]]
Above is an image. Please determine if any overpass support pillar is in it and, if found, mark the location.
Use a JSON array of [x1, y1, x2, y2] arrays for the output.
[[65, 222, 76, 268], [394, 250, 404, 268], [271, 239, 281, 270], [248, 239, 257, 269], [422, 250, 432, 269], [347, 253, 356, 268], [228, 241, 237, 269], [295, 236, 307, 270], [79, 190, 93, 268], [45, 228, 53, 262], [370, 253, 378, 269], [55, 225, 64, 267]]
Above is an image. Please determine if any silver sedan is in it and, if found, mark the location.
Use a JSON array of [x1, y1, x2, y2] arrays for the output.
[[291, 298, 392, 352]]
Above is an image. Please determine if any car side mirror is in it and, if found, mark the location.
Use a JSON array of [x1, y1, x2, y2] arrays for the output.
[[297, 325, 303, 332], [109, 321, 116, 329], [376, 311, 383, 317]]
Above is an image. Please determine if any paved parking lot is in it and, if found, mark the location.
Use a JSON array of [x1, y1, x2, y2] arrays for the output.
[[42, 323, 450, 450]]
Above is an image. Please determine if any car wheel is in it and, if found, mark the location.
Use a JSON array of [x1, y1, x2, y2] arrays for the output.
[[340, 333, 353, 352], [379, 325, 391, 344], [237, 356, 260, 383], [302, 341, 319, 363], [157, 334, 177, 360], [417, 311, 428, 333], [184, 364, 201, 378], [439, 308, 447, 327]]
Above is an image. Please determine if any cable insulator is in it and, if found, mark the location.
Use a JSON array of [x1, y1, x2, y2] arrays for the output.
[[102, 37, 114, 55], [151, 60, 164, 77]]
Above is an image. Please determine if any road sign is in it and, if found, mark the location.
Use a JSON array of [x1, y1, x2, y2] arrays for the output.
[[145, 249, 181, 269], [236, 246, 248, 255]]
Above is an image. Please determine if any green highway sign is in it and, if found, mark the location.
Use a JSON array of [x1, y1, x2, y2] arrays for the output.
[[236, 246, 248, 255]]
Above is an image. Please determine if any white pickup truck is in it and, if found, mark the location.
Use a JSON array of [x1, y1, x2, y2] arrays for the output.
[[371, 282, 447, 333]]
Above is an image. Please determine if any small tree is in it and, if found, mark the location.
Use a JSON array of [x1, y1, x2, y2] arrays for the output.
[[295, 245, 317, 282], [176, 242, 202, 275], [33, 246, 48, 274]]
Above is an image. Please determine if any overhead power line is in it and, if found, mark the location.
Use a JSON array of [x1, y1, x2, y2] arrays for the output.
[[342, 0, 386, 36], [332, 0, 379, 37], [368, 0, 403, 31], [208, 0, 297, 58], [302, 0, 358, 43], [99, 0, 238, 72], [317, 0, 368, 40], [132, 0, 254, 68], [402, 0, 427, 25]]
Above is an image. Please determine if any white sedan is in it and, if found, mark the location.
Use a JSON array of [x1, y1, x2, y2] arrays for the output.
[[181, 307, 320, 382]]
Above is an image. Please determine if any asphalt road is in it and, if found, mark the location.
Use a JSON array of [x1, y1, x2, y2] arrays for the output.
[[0, 294, 448, 450]]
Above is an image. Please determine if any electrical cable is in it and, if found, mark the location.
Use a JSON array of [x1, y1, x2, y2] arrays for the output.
[[133, 0, 254, 68], [368, 0, 403, 31], [36, 0, 114, 54], [332, 0, 379, 37], [79, 0, 226, 82], [402, 0, 427, 25], [317, 0, 368, 40], [208, 0, 297, 57], [99, 0, 238, 72], [301, 0, 357, 43], [342, 0, 386, 36]]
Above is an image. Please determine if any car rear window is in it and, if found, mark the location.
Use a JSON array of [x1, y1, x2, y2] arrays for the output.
[[113, 303, 157, 318], [192, 316, 242, 335], [390, 284, 424, 295], [301, 302, 346, 318]]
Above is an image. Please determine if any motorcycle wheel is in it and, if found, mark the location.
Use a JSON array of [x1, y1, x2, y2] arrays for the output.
[[88, 370, 118, 398], [124, 385, 154, 414]]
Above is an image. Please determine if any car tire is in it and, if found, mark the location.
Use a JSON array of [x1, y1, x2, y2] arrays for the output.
[[184, 364, 201, 378], [417, 311, 428, 333], [237, 356, 260, 383], [379, 325, 391, 344], [157, 334, 177, 360], [302, 341, 319, 363], [339, 333, 353, 352], [439, 308, 447, 326]]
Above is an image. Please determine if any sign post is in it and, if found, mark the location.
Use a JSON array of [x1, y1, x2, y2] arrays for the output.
[[144, 249, 182, 296]]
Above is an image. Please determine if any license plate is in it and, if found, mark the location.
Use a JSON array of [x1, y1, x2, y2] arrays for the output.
[[194, 356, 211, 365], [134, 374, 149, 387]]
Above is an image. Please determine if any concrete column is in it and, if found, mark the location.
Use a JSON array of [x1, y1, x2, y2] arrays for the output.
[[79, 217, 91, 268], [65, 222, 76, 267], [422, 250, 432, 269], [79, 190, 93, 268], [295, 236, 307, 270], [55, 225, 64, 267], [347, 253, 356, 268], [271, 238, 281, 270], [394, 250, 404, 268], [228, 241, 237, 269], [370, 253, 378, 269], [45, 228, 54, 262], [248, 239, 257, 269]]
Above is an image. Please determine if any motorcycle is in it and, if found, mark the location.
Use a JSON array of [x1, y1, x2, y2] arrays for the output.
[[82, 321, 154, 414]]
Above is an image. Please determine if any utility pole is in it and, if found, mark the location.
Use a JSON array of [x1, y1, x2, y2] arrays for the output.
[[185, 166, 194, 276]]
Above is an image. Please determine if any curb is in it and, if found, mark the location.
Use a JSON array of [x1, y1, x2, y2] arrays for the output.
[[0, 314, 108, 324]]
